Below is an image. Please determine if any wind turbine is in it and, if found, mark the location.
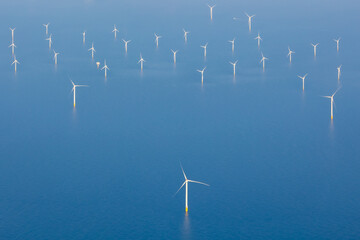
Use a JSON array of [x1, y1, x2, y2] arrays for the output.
[[112, 25, 119, 39], [254, 33, 262, 48], [154, 33, 162, 48], [183, 29, 190, 43], [43, 23, 50, 35], [82, 31, 86, 44], [197, 67, 206, 84], [101, 60, 110, 78], [53, 50, 60, 65], [123, 39, 131, 53], [175, 164, 209, 213], [138, 54, 145, 71], [297, 73, 308, 91], [71, 80, 88, 108], [208, 4, 216, 20], [311, 43, 319, 58], [323, 88, 341, 120], [201, 43, 208, 58], [334, 38, 341, 52], [287, 47, 295, 63], [46, 34, 52, 49], [260, 52, 268, 71], [245, 13, 255, 32], [229, 60, 238, 76], [337, 65, 342, 81], [88, 42, 96, 59], [171, 49, 179, 64], [228, 38, 235, 53], [12, 56, 20, 72], [9, 42, 16, 55], [9, 28, 15, 43]]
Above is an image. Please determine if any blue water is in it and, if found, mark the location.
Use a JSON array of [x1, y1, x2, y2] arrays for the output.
[[1, 0, 360, 239]]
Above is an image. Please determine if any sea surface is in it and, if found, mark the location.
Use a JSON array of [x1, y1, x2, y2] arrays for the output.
[[1, 0, 360, 239]]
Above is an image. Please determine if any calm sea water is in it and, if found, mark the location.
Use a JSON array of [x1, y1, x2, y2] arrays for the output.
[[1, 0, 360, 239]]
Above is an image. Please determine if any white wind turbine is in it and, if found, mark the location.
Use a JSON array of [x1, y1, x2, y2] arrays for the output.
[[71, 80, 88, 108], [201, 43, 208, 58], [287, 47, 295, 63], [208, 4, 216, 20], [245, 13, 255, 32], [53, 50, 60, 65], [101, 60, 110, 78], [43, 23, 50, 35], [183, 29, 190, 43], [229, 60, 238, 76], [171, 49, 179, 64], [297, 73, 308, 91], [9, 42, 16, 55], [88, 42, 96, 59], [311, 43, 319, 58], [228, 38, 235, 53], [138, 54, 145, 71], [154, 33, 162, 48], [197, 67, 206, 84], [334, 38, 341, 52], [254, 33, 262, 48], [123, 39, 131, 53], [260, 52, 268, 71], [337, 65, 342, 81], [46, 34, 52, 49], [175, 164, 209, 213], [12, 56, 20, 73], [323, 88, 341, 120], [112, 25, 119, 39], [82, 31, 86, 44], [10, 28, 15, 43]]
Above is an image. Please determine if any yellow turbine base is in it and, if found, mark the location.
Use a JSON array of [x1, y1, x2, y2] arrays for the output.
[[73, 104, 76, 108], [331, 116, 333, 120], [185, 207, 188, 212]]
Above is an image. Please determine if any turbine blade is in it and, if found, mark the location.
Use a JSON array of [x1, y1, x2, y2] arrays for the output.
[[174, 181, 186, 196], [188, 180, 210, 186]]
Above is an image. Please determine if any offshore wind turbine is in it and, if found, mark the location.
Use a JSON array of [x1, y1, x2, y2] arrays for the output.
[[254, 33, 262, 48], [228, 38, 235, 53], [337, 65, 342, 81], [123, 39, 131, 53], [287, 47, 295, 63], [197, 67, 206, 84], [334, 38, 341, 52], [10, 28, 15, 43], [311, 43, 319, 58], [201, 43, 208, 58], [208, 4, 216, 20], [112, 25, 119, 40], [43, 23, 50, 35], [138, 54, 145, 71], [175, 165, 209, 213], [53, 50, 60, 65], [171, 49, 179, 64], [260, 52, 268, 71], [71, 80, 88, 108], [46, 34, 52, 49], [183, 29, 190, 43], [101, 60, 110, 78], [229, 60, 238, 76], [82, 31, 86, 44], [245, 13, 255, 32], [297, 73, 308, 91], [12, 56, 20, 72], [154, 33, 162, 48], [88, 42, 95, 59], [323, 88, 341, 120], [9, 42, 16, 55]]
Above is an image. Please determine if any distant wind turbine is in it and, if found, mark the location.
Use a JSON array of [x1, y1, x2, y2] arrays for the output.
[[71, 80, 88, 108], [171, 49, 179, 64], [12, 56, 20, 72], [175, 164, 209, 213], [53, 50, 60, 65], [112, 25, 119, 40], [9, 28, 15, 43], [82, 31, 86, 44], [334, 38, 341, 52], [154, 33, 162, 48], [9, 42, 16, 55], [337, 65, 342, 81], [229, 60, 238, 76], [201, 43, 208, 58], [260, 52, 268, 71], [197, 67, 206, 85], [88, 42, 96, 59], [208, 4, 216, 20], [245, 13, 255, 32], [138, 54, 145, 71], [287, 47, 295, 63], [46, 34, 52, 49], [101, 60, 110, 78], [123, 39, 131, 53], [297, 73, 308, 91], [311, 43, 319, 58], [183, 29, 190, 43], [228, 38, 235, 53], [323, 88, 341, 120], [43, 23, 50, 35], [254, 33, 262, 48]]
